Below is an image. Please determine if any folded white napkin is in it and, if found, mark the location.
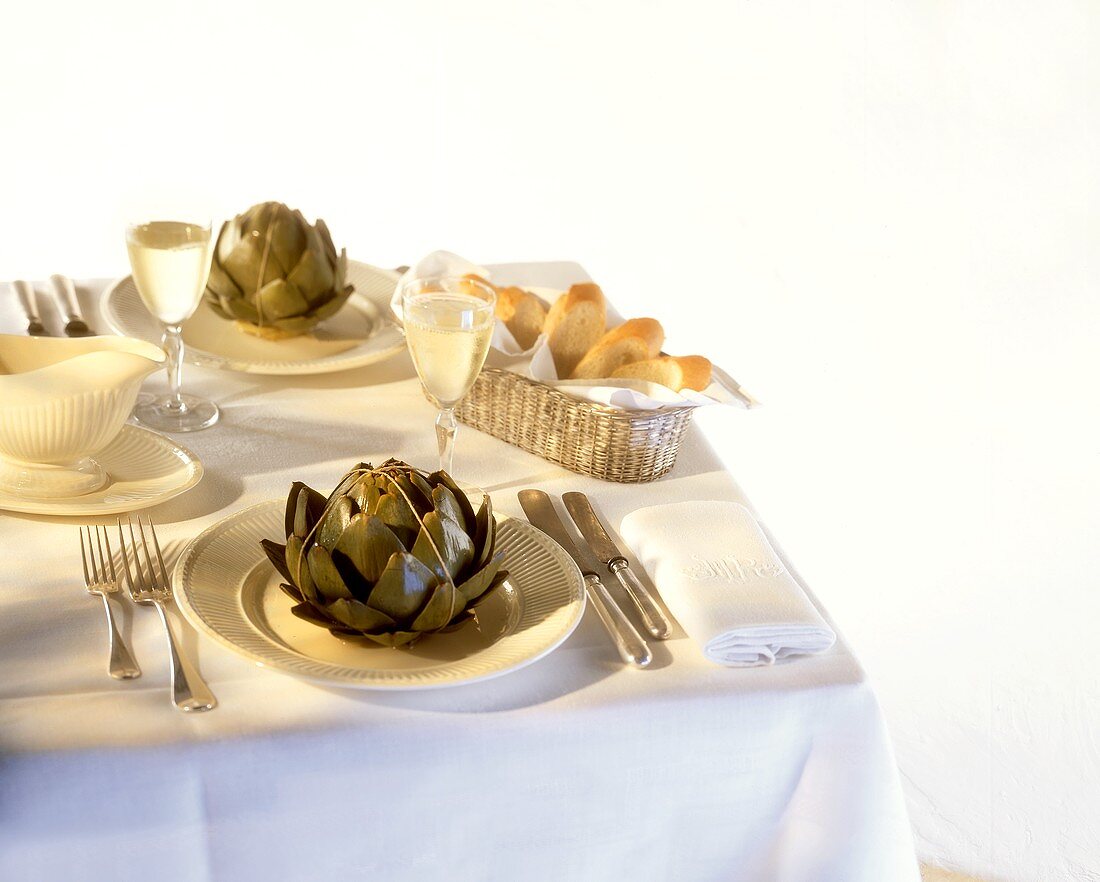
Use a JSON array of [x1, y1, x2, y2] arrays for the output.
[[391, 251, 749, 411], [619, 501, 836, 667]]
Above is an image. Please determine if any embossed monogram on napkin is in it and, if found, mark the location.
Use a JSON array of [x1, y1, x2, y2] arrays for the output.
[[682, 555, 784, 584]]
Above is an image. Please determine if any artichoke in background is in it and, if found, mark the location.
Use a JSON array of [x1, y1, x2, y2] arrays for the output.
[[261, 460, 507, 647], [204, 202, 353, 339]]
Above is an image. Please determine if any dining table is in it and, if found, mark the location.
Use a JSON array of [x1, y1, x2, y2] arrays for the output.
[[0, 262, 920, 882]]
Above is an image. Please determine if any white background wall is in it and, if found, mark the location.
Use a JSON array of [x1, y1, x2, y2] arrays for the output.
[[2, 2, 1098, 879]]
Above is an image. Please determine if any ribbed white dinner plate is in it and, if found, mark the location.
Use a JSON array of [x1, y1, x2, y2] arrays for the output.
[[100, 261, 406, 375], [0, 425, 202, 515], [173, 500, 586, 690]]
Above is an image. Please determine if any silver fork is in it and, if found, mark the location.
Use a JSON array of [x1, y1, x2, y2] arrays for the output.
[[117, 516, 216, 712], [80, 526, 141, 680]]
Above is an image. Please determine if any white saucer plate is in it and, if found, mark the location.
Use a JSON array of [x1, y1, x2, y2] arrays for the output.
[[100, 260, 406, 375], [173, 500, 586, 690], [0, 424, 203, 516]]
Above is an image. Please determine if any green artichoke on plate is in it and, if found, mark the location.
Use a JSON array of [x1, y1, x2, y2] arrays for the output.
[[261, 460, 507, 647], [204, 201, 353, 340]]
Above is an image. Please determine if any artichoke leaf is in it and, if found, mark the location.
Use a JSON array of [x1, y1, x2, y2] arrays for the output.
[[261, 538, 293, 583], [317, 495, 355, 550], [286, 482, 326, 539], [316, 218, 339, 265], [271, 315, 321, 335], [225, 297, 261, 323], [431, 485, 466, 530], [221, 232, 284, 293], [430, 470, 476, 533], [333, 513, 405, 584], [410, 511, 472, 582], [290, 602, 337, 629], [278, 581, 304, 603], [472, 495, 496, 571], [287, 243, 335, 302], [411, 580, 465, 631], [306, 543, 353, 602], [360, 630, 420, 648], [393, 473, 432, 518], [255, 279, 309, 321], [310, 292, 350, 322], [455, 558, 504, 605], [325, 598, 396, 632], [375, 490, 420, 542], [266, 208, 307, 275], [351, 477, 381, 515], [366, 552, 437, 621]]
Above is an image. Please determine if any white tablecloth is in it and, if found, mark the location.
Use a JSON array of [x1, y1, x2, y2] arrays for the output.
[[0, 264, 918, 882]]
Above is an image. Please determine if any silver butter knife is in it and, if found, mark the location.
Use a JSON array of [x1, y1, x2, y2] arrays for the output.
[[49, 274, 93, 336], [519, 489, 651, 668], [11, 280, 46, 335], [563, 491, 672, 640]]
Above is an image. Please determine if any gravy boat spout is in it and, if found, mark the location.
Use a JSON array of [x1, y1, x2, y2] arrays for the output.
[[0, 335, 166, 498]]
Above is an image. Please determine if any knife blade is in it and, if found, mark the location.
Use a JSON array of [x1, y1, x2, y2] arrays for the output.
[[518, 490, 651, 668], [10, 280, 46, 335], [49, 274, 92, 336], [563, 492, 672, 640]]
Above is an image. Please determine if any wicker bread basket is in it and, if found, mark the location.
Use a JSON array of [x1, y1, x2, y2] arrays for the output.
[[453, 368, 694, 483]]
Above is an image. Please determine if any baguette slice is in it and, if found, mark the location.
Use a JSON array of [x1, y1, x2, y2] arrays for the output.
[[611, 355, 713, 393], [543, 283, 606, 378], [571, 317, 665, 379], [494, 286, 548, 349]]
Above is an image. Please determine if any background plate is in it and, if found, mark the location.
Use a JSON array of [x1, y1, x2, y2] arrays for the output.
[[101, 261, 406, 375], [173, 500, 586, 690]]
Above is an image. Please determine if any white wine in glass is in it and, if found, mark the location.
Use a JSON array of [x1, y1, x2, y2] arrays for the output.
[[402, 276, 496, 474], [125, 219, 219, 432]]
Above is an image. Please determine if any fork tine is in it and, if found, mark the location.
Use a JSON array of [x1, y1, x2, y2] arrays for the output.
[[127, 516, 148, 592], [136, 517, 158, 590], [147, 519, 172, 592], [101, 526, 117, 582], [79, 527, 92, 587], [94, 525, 109, 584], [117, 518, 136, 595]]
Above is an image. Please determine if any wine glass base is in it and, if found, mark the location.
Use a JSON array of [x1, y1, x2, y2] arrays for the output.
[[132, 394, 219, 433]]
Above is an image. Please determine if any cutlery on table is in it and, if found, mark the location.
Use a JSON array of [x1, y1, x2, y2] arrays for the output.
[[79, 525, 142, 680], [562, 491, 672, 640], [11, 280, 47, 336], [49, 274, 93, 337], [518, 489, 651, 668], [117, 516, 217, 712]]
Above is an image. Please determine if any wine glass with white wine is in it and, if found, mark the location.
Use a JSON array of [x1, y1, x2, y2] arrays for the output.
[[401, 276, 496, 474], [125, 217, 219, 432]]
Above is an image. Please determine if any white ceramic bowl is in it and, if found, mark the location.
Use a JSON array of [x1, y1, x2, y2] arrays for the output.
[[0, 335, 165, 498]]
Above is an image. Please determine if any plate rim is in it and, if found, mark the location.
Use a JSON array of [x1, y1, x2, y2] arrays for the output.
[[0, 424, 203, 516], [172, 499, 587, 691], [99, 260, 407, 376]]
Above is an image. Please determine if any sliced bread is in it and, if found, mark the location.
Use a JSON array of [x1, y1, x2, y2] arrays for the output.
[[494, 286, 548, 349], [543, 283, 606, 378], [610, 355, 713, 392], [571, 317, 665, 379]]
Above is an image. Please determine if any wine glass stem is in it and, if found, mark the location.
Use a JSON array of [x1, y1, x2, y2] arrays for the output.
[[436, 407, 457, 474], [163, 324, 187, 413]]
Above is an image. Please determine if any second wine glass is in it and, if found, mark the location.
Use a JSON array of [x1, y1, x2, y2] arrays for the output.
[[401, 276, 496, 475], [125, 218, 219, 432]]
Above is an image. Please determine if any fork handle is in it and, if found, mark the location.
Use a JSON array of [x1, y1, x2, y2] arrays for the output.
[[100, 594, 141, 680], [154, 601, 216, 712]]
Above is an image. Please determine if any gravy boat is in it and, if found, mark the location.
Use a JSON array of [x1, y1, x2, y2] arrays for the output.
[[0, 335, 165, 498]]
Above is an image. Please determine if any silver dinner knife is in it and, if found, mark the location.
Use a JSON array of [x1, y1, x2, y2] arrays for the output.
[[518, 489, 651, 668], [49, 274, 93, 336], [11, 280, 46, 335], [563, 491, 672, 640]]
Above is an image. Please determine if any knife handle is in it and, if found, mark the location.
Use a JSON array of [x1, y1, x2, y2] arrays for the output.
[[49, 274, 81, 320], [610, 560, 672, 640], [11, 280, 39, 320], [584, 574, 651, 668]]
